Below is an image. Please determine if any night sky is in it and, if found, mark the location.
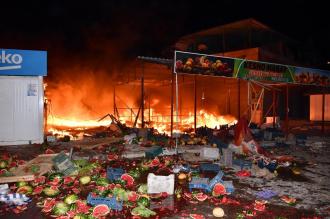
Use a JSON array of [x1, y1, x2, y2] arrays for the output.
[[1, 0, 330, 73]]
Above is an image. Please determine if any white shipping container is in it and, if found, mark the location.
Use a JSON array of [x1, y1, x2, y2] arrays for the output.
[[0, 76, 44, 145]]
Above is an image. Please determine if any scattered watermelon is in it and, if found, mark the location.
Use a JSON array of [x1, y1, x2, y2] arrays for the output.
[[148, 157, 160, 167], [0, 160, 8, 169], [64, 194, 79, 205], [121, 174, 135, 187], [17, 185, 33, 195], [42, 198, 56, 213], [96, 177, 109, 186], [79, 176, 91, 185], [43, 186, 60, 197], [73, 214, 88, 219], [75, 200, 90, 214], [16, 181, 28, 188], [107, 154, 118, 161], [137, 196, 150, 207], [52, 201, 69, 216], [92, 204, 110, 218], [63, 176, 75, 186], [190, 213, 205, 219], [137, 184, 148, 194], [128, 168, 141, 179], [194, 192, 208, 201], [33, 185, 44, 195], [212, 183, 226, 197], [48, 172, 64, 181], [128, 191, 139, 202], [31, 176, 46, 186], [48, 172, 64, 186]]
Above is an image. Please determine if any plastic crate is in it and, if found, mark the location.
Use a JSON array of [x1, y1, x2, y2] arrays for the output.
[[223, 180, 234, 194], [87, 193, 123, 211], [107, 167, 124, 181], [188, 177, 210, 192], [189, 170, 224, 193], [200, 163, 220, 173], [207, 171, 224, 192]]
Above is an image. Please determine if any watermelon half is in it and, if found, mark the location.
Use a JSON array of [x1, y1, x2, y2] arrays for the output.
[[190, 214, 205, 219], [194, 193, 208, 202], [92, 204, 110, 218], [212, 183, 226, 197], [121, 174, 135, 187]]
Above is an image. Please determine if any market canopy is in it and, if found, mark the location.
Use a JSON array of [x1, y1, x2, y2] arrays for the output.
[[174, 51, 330, 86]]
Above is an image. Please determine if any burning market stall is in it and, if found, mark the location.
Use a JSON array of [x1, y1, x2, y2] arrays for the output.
[[0, 49, 47, 146], [174, 50, 330, 137]]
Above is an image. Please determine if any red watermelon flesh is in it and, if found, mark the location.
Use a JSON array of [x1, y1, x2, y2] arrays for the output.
[[184, 192, 192, 199], [42, 198, 56, 213], [190, 214, 205, 219], [194, 193, 208, 201], [92, 204, 110, 218], [66, 210, 76, 218], [149, 158, 160, 167], [63, 176, 75, 186], [107, 154, 118, 161], [212, 183, 226, 196], [75, 200, 90, 214], [121, 174, 135, 187], [128, 191, 139, 202], [33, 186, 44, 195]]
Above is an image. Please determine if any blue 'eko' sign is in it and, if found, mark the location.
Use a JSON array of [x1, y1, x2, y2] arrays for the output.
[[0, 49, 47, 76]]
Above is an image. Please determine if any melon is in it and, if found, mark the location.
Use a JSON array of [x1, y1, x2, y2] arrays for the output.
[[64, 194, 78, 205], [212, 183, 226, 197], [43, 186, 60, 197], [96, 177, 109, 186], [16, 181, 28, 188], [137, 196, 150, 207], [190, 214, 205, 219], [194, 193, 208, 201], [121, 173, 134, 187], [17, 185, 33, 195], [52, 201, 69, 216], [92, 204, 110, 218], [213, 207, 225, 217], [79, 176, 91, 185]]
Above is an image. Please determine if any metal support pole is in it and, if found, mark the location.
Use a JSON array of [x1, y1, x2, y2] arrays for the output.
[[171, 73, 174, 137], [285, 84, 289, 135], [149, 95, 151, 123], [322, 92, 325, 134], [113, 86, 116, 118], [175, 72, 179, 153], [238, 79, 241, 119], [194, 75, 197, 133], [141, 62, 145, 128], [272, 89, 276, 128]]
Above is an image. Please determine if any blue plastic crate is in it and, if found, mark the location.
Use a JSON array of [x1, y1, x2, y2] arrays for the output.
[[223, 181, 235, 194], [189, 170, 224, 193], [200, 163, 220, 173], [188, 177, 209, 192], [107, 167, 124, 181], [207, 171, 224, 191], [87, 193, 123, 211]]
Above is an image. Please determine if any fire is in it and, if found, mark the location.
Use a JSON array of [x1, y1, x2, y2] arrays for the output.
[[47, 108, 236, 137], [44, 69, 237, 137], [48, 116, 112, 128]]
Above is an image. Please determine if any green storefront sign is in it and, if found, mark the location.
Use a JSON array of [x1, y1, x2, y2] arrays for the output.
[[175, 51, 330, 86]]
